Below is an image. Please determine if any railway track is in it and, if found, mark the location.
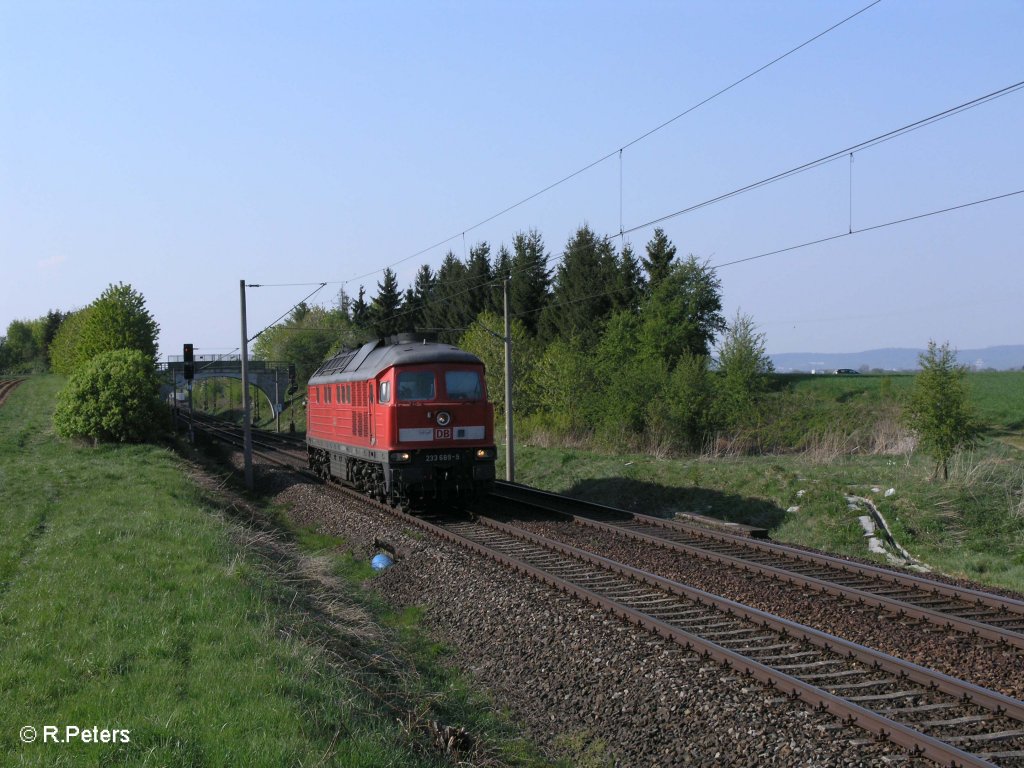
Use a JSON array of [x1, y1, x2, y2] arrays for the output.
[[486, 482, 1024, 651], [189, 415, 1024, 764], [184, 412, 308, 469], [0, 377, 25, 407], [422, 511, 1024, 767]]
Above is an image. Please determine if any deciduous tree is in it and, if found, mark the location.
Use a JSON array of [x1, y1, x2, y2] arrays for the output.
[[903, 341, 981, 480], [638, 256, 726, 368], [53, 349, 163, 443], [714, 311, 774, 432], [79, 283, 160, 364]]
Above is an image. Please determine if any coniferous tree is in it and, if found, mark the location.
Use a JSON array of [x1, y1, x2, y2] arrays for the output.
[[539, 225, 619, 345], [351, 286, 370, 329], [642, 228, 677, 290], [510, 229, 551, 335], [369, 268, 404, 336], [614, 242, 645, 313], [464, 242, 493, 320], [399, 264, 435, 332], [424, 252, 469, 342], [334, 287, 352, 319], [491, 245, 513, 314]]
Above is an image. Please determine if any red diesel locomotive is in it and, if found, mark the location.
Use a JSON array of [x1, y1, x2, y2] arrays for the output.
[[306, 334, 497, 506]]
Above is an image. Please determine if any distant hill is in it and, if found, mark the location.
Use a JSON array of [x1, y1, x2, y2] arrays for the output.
[[769, 345, 1024, 373]]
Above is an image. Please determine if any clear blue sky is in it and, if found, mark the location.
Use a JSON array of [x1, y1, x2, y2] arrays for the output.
[[2, 0, 1022, 358]]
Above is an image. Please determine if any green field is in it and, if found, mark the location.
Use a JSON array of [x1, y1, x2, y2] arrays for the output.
[[0, 377, 548, 767], [507, 371, 1024, 592]]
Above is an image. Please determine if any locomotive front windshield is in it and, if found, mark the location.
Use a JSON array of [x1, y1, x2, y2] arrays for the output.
[[397, 371, 435, 401], [445, 370, 482, 401]]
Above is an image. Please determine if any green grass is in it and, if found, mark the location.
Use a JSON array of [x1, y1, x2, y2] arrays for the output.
[[0, 377, 549, 766], [503, 374, 1024, 593]]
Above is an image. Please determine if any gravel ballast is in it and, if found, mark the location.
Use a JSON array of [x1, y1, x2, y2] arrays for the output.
[[270, 471, 931, 766]]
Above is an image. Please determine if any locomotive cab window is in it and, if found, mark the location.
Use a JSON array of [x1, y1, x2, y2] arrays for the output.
[[379, 381, 391, 404], [445, 370, 482, 401], [397, 371, 435, 401]]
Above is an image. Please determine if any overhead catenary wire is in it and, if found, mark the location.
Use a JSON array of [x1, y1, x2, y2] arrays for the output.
[[619, 79, 1024, 237], [248, 77, 1024, 340], [195, 282, 329, 370], [359, 81, 1024, 333], [339, 0, 884, 286], [502, 188, 1024, 321], [255, 187, 1023, 338]]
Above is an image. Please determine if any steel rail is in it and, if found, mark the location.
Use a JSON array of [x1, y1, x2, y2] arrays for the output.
[[398, 510, 1014, 767], [0, 377, 25, 407], [483, 490, 1024, 650], [491, 482, 1024, 621], [186, 415, 307, 471], [474, 514, 1024, 724], [185, 418, 1024, 765]]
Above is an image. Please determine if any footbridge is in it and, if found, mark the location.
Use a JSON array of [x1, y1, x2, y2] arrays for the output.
[[158, 355, 296, 430]]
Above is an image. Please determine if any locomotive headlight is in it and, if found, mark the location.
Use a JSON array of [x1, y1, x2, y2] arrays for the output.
[[436, 411, 451, 426], [390, 451, 411, 463], [475, 448, 495, 460]]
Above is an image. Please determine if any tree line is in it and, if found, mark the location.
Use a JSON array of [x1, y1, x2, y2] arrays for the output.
[[0, 284, 163, 442], [253, 224, 979, 471], [2, 233, 976, 470], [253, 225, 776, 453]]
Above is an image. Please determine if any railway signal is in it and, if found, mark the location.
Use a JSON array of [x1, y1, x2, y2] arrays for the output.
[[182, 343, 195, 443], [183, 343, 195, 381]]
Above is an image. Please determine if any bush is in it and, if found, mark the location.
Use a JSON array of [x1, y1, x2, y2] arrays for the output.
[[54, 349, 164, 443], [903, 341, 981, 480]]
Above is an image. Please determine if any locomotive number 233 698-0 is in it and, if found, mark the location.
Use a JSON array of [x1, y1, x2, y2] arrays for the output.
[[424, 452, 460, 463]]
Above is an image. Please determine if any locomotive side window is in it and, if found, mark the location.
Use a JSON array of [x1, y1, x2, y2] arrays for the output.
[[314, 387, 319, 403], [325, 385, 331, 404], [379, 381, 391, 403], [445, 371, 482, 401], [397, 371, 435, 401], [336, 385, 342, 402]]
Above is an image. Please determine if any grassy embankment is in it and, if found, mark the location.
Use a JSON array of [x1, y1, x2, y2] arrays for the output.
[[0, 377, 550, 767], [507, 371, 1024, 593]]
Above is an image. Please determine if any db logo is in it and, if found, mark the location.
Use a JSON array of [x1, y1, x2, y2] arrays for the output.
[[435, 428, 451, 440]]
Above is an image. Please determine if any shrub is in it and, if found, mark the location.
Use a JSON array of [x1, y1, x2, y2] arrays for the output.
[[54, 349, 164, 443], [903, 341, 981, 480]]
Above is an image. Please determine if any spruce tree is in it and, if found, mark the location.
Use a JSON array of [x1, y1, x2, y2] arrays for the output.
[[424, 252, 469, 342], [351, 286, 370, 329], [614, 242, 645, 313], [370, 268, 404, 337], [643, 228, 677, 290], [510, 229, 551, 335], [539, 225, 619, 345], [464, 242, 494, 319]]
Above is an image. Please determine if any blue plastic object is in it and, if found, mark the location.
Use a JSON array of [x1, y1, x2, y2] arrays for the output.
[[371, 553, 394, 571]]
